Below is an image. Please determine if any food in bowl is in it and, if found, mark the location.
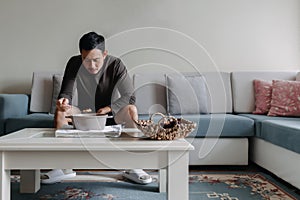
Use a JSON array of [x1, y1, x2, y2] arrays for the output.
[[82, 108, 92, 113], [72, 113, 109, 130]]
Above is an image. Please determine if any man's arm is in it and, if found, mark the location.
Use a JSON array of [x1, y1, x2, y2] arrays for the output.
[[110, 60, 135, 114], [55, 56, 81, 128], [58, 56, 81, 102]]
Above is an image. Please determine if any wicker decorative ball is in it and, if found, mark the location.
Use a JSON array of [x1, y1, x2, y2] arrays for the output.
[[134, 113, 197, 140]]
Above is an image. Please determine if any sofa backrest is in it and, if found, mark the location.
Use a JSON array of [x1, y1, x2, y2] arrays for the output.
[[33, 70, 299, 115], [133, 72, 232, 115], [231, 71, 298, 113]]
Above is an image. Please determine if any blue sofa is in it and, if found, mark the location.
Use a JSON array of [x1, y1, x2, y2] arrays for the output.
[[0, 94, 54, 134], [0, 70, 299, 189], [231, 71, 300, 189]]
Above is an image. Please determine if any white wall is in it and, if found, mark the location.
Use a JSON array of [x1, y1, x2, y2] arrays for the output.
[[0, 0, 299, 93]]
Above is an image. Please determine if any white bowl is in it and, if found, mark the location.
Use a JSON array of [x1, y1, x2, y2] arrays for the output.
[[72, 113, 108, 130]]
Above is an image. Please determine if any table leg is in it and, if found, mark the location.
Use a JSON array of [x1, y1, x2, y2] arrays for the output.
[[20, 170, 40, 193], [159, 168, 166, 193], [0, 152, 10, 200], [167, 151, 189, 200]]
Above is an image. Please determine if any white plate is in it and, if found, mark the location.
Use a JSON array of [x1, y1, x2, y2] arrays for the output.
[[121, 128, 148, 138]]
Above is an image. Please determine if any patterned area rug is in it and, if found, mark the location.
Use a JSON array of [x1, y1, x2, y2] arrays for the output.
[[11, 171, 300, 200]]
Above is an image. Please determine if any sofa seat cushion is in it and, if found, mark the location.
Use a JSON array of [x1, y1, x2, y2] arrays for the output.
[[138, 113, 254, 138], [5, 113, 54, 134], [261, 120, 300, 154], [239, 114, 300, 137]]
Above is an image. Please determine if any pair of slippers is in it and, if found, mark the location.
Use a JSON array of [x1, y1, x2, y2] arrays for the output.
[[122, 169, 152, 185], [41, 169, 76, 184], [41, 169, 152, 185]]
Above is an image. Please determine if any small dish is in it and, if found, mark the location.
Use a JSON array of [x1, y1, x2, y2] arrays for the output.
[[121, 128, 148, 138]]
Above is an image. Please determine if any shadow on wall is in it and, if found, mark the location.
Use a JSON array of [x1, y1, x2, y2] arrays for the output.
[[1, 83, 31, 94]]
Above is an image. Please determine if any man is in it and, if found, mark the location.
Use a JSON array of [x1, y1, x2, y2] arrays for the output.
[[41, 32, 152, 185]]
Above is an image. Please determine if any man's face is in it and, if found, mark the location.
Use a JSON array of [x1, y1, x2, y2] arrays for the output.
[[81, 49, 107, 74]]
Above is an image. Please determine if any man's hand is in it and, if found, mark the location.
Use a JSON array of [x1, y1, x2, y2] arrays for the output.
[[55, 98, 72, 129], [56, 98, 71, 112], [97, 106, 112, 115]]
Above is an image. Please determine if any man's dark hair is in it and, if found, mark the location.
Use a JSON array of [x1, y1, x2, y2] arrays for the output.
[[79, 32, 105, 53]]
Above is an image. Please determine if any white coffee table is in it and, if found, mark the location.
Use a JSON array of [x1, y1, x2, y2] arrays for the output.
[[0, 128, 194, 200]]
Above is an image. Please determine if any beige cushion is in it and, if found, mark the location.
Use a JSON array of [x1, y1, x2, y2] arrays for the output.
[[30, 72, 55, 113], [133, 73, 167, 115], [202, 72, 232, 113], [296, 72, 300, 81]]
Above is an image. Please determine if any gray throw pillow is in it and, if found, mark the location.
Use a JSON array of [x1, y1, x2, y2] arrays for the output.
[[50, 74, 78, 114], [50, 75, 63, 114], [166, 74, 208, 114]]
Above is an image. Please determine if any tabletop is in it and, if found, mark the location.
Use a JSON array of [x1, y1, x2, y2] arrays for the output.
[[0, 128, 194, 151]]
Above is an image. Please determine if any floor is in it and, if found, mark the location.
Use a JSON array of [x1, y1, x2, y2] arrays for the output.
[[11, 161, 300, 196], [189, 161, 300, 196]]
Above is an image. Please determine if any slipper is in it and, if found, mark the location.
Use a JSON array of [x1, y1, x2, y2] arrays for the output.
[[41, 169, 76, 184], [123, 169, 152, 184]]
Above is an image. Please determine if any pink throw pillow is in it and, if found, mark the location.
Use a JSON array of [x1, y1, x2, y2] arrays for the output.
[[253, 79, 272, 114], [268, 80, 300, 116]]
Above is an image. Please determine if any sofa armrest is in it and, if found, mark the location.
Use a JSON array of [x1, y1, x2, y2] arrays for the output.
[[0, 94, 29, 134], [0, 94, 29, 119]]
